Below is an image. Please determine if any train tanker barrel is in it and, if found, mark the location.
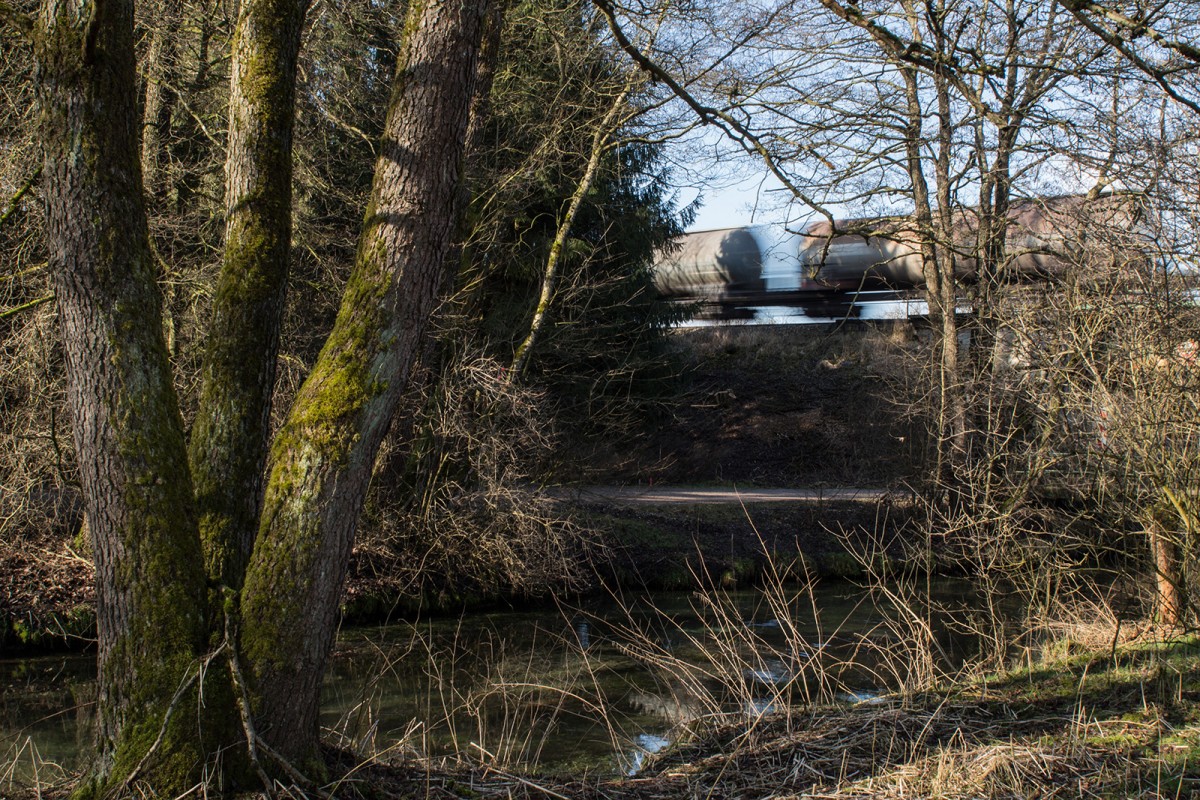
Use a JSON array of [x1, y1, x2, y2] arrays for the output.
[[652, 227, 766, 300], [799, 222, 927, 290]]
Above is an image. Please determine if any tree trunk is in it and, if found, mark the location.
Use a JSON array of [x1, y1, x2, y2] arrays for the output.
[[35, 0, 211, 792], [896, 63, 963, 488], [139, 0, 179, 198], [1147, 516, 1184, 628], [239, 0, 490, 766], [510, 82, 631, 378], [188, 0, 310, 591]]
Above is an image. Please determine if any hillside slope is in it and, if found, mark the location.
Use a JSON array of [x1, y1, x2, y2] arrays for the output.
[[583, 322, 923, 488]]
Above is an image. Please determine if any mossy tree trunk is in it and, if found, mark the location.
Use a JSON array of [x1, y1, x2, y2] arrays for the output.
[[239, 0, 490, 767], [33, 0, 489, 791], [34, 0, 213, 792], [188, 0, 310, 591]]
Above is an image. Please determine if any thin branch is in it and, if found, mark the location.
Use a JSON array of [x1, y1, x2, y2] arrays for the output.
[[591, 0, 835, 223], [1064, 0, 1200, 64], [1, 264, 47, 283], [810, 0, 1007, 127], [254, 738, 335, 800], [1062, 0, 1200, 116], [112, 647, 224, 798], [1, 168, 40, 229], [224, 607, 275, 799], [1, 295, 54, 320]]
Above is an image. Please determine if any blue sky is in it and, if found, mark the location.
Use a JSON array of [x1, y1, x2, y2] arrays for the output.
[[681, 171, 792, 232]]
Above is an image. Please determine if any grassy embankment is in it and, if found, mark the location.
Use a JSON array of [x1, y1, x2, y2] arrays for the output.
[[607, 633, 1200, 799]]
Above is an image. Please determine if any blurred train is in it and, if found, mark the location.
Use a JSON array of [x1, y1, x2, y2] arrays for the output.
[[652, 194, 1142, 320]]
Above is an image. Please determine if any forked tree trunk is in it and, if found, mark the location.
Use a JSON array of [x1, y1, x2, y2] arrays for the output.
[[239, 0, 490, 767], [35, 0, 212, 792], [36, 0, 489, 791]]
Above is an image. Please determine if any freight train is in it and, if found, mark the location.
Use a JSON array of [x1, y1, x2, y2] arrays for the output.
[[652, 194, 1141, 319]]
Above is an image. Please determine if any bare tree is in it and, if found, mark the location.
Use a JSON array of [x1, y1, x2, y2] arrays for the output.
[[590, 0, 1200, 637]]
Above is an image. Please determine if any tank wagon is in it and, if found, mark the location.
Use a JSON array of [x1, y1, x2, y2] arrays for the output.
[[652, 226, 767, 300], [653, 194, 1142, 314]]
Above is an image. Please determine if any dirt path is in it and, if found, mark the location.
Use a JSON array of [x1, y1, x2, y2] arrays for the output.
[[554, 485, 909, 505]]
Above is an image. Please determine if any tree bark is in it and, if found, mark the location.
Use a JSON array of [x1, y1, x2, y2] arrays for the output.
[[239, 0, 490, 766], [138, 0, 179, 198], [34, 0, 211, 791], [1147, 516, 1184, 628], [188, 0, 310, 591]]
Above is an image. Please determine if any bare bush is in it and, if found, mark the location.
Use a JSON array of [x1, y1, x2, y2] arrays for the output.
[[353, 352, 595, 608]]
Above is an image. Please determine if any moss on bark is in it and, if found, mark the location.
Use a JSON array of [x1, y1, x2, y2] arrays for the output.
[[188, 0, 309, 593], [240, 0, 491, 767]]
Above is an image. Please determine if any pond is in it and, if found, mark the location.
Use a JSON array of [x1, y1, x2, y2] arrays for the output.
[[0, 579, 995, 784]]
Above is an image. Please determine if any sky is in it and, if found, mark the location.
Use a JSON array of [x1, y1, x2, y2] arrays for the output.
[[665, 128, 804, 233], [680, 170, 794, 232]]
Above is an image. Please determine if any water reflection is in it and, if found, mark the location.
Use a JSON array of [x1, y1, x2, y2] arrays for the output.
[[626, 732, 670, 775], [1, 580, 993, 782], [0, 654, 94, 785]]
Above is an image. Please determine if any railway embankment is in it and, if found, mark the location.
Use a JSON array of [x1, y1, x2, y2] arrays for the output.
[[553, 321, 924, 593]]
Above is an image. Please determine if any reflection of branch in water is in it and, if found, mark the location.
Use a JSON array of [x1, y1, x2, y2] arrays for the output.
[[626, 687, 707, 725]]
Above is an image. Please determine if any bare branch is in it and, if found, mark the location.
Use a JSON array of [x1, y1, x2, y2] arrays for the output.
[[0, 0, 33, 41], [0, 167, 39, 229], [0, 295, 54, 320], [1062, 0, 1200, 116], [591, 0, 835, 222]]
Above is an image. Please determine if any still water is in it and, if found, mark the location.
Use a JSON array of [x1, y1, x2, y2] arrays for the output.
[[0, 580, 989, 782]]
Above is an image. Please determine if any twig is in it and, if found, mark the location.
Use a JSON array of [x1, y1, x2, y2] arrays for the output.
[[1, 168, 39, 228], [224, 607, 276, 799], [470, 746, 574, 800], [1, 263, 48, 283], [1, 295, 54, 321], [221, 610, 334, 800], [254, 738, 335, 800]]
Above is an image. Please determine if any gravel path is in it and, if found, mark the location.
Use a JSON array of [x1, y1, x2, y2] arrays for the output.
[[552, 485, 910, 505]]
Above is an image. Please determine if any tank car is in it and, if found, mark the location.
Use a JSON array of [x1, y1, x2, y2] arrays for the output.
[[652, 226, 767, 299], [653, 194, 1143, 310]]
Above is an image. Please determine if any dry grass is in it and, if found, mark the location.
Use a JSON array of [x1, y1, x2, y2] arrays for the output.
[[9, 624, 1200, 800]]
